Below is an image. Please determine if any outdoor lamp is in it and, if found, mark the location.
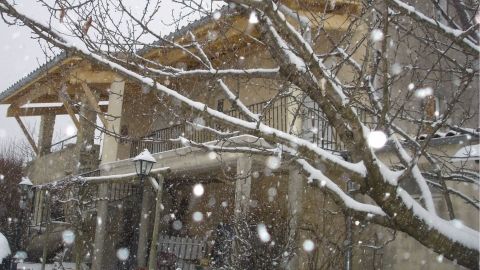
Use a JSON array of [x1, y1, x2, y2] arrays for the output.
[[18, 177, 33, 193], [133, 149, 156, 177]]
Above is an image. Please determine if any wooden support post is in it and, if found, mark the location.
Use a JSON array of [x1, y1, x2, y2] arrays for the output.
[[40, 191, 50, 270], [148, 175, 164, 270], [14, 115, 38, 154], [62, 100, 80, 129], [137, 182, 152, 268], [58, 90, 80, 129]]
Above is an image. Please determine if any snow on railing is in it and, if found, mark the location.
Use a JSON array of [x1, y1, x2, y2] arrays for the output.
[[129, 97, 372, 157]]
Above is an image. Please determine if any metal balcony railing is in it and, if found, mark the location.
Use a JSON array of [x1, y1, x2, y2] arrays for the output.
[[49, 135, 77, 152], [129, 97, 372, 157]]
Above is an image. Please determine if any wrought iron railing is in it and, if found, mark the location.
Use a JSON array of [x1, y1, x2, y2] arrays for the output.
[[129, 97, 373, 157], [49, 135, 77, 152], [30, 169, 137, 229]]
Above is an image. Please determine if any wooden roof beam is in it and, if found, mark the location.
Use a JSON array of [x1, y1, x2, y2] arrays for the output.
[[60, 101, 80, 130], [14, 115, 38, 155], [7, 104, 108, 117], [11, 81, 61, 108], [69, 70, 118, 84]]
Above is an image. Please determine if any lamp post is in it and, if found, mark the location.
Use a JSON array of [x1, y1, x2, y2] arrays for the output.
[[133, 149, 156, 268], [16, 177, 33, 268], [18, 178, 33, 244]]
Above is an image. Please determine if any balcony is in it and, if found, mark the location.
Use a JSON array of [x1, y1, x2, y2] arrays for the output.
[[130, 97, 368, 157], [26, 136, 101, 185]]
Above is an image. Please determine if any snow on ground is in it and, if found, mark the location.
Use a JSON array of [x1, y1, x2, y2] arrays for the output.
[[16, 263, 76, 270], [0, 232, 11, 264]]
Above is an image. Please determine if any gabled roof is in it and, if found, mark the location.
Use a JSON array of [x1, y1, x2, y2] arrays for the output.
[[0, 5, 237, 104], [0, 1, 358, 104], [0, 51, 70, 104]]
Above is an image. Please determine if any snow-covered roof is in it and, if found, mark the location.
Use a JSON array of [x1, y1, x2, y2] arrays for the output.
[[0, 232, 11, 264], [0, 51, 70, 103], [0, 6, 236, 104]]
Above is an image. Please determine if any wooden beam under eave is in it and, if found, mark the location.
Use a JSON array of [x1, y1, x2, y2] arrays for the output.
[[0, 57, 81, 104], [58, 86, 81, 129], [69, 70, 118, 84], [14, 115, 38, 155], [81, 82, 109, 129], [7, 104, 108, 117], [10, 82, 60, 108]]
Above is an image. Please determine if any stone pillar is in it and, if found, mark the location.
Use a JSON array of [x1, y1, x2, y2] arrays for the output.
[[101, 77, 125, 162], [75, 94, 97, 173], [287, 167, 307, 270], [137, 184, 153, 268], [288, 90, 303, 135], [92, 77, 125, 270], [37, 113, 55, 156], [234, 155, 252, 219], [91, 183, 109, 270]]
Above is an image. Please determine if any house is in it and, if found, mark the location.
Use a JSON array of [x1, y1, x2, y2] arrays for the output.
[[0, 1, 478, 269]]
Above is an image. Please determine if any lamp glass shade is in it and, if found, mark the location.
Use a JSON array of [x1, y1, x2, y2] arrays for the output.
[[19, 177, 33, 192], [133, 149, 156, 177]]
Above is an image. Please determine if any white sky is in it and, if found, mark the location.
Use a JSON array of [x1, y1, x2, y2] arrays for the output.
[[0, 0, 214, 145]]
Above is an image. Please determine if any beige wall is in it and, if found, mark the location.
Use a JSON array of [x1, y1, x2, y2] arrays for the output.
[[26, 144, 100, 184]]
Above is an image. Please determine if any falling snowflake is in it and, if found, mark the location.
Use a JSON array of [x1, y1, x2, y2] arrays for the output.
[[193, 184, 204, 197], [390, 63, 402, 75], [193, 117, 206, 130], [65, 125, 76, 136], [207, 30, 218, 41], [267, 187, 277, 197], [172, 220, 183, 231], [249, 12, 259, 24], [303, 240, 315, 252], [208, 151, 217, 160], [212, 11, 221, 20], [62, 230, 75, 245], [116, 248, 129, 261], [265, 156, 281, 170], [370, 29, 384, 42], [192, 212, 203, 222], [257, 224, 271, 242], [415, 87, 433, 98], [451, 219, 464, 229], [368, 130, 387, 149]]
